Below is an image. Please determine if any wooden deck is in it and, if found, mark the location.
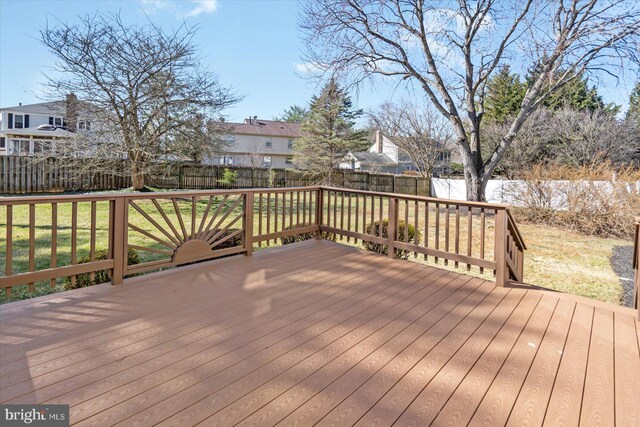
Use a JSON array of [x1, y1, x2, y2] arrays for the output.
[[1, 240, 639, 426]]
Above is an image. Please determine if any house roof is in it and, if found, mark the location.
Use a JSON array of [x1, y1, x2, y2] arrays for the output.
[[353, 152, 396, 165], [228, 119, 301, 138], [1, 101, 67, 116], [1, 128, 72, 138]]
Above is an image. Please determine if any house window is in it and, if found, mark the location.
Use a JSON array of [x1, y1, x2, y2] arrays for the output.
[[263, 156, 272, 167], [265, 138, 272, 148], [49, 117, 64, 126], [14, 114, 24, 129], [78, 120, 91, 130], [220, 155, 233, 165], [0, 137, 5, 148], [285, 157, 293, 165], [10, 139, 30, 155], [287, 139, 293, 149], [437, 151, 451, 163]]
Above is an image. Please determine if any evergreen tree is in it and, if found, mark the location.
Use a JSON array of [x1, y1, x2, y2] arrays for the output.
[[294, 79, 369, 183], [484, 66, 526, 123], [627, 79, 640, 120], [273, 105, 309, 123]]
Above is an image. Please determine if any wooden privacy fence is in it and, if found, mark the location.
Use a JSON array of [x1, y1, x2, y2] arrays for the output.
[[634, 217, 639, 319], [0, 156, 430, 196], [1, 156, 131, 193], [0, 186, 524, 299]]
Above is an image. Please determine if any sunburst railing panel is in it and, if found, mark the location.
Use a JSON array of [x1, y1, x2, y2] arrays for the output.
[[125, 193, 247, 274]]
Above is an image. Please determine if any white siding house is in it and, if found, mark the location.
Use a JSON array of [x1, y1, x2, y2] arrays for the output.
[[210, 117, 301, 169]]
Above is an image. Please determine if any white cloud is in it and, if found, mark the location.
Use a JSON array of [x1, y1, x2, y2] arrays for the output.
[[295, 62, 326, 74], [185, 0, 218, 18], [139, 0, 218, 18]]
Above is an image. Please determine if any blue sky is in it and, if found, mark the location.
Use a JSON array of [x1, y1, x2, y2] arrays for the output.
[[0, 0, 637, 122]]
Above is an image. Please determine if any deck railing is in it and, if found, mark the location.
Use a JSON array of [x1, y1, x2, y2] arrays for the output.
[[0, 186, 525, 297], [634, 217, 639, 320]]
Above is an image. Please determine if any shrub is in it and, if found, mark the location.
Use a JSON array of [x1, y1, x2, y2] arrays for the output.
[[64, 248, 140, 290], [218, 168, 238, 187], [211, 228, 243, 249], [363, 219, 420, 259], [503, 163, 640, 238], [280, 224, 335, 245]]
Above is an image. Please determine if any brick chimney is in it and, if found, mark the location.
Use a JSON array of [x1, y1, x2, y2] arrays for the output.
[[65, 93, 78, 132], [375, 130, 383, 153]]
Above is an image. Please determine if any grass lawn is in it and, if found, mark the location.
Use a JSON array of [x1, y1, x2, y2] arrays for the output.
[[0, 191, 632, 306]]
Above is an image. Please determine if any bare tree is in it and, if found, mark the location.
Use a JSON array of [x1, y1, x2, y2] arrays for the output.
[[369, 101, 454, 178], [40, 12, 239, 189], [301, 0, 640, 200]]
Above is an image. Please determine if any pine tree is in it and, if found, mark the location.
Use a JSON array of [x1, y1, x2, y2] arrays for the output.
[[484, 65, 526, 123], [627, 79, 640, 120], [273, 105, 309, 123], [294, 79, 369, 183]]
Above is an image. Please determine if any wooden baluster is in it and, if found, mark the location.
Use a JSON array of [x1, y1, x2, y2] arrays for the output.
[[244, 192, 254, 256], [424, 201, 429, 261], [362, 195, 367, 236], [434, 202, 440, 264], [480, 207, 486, 274], [413, 200, 419, 257], [444, 203, 450, 266], [347, 193, 352, 242], [258, 193, 263, 247], [333, 191, 338, 231], [69, 202, 78, 288], [369, 195, 375, 235], [289, 191, 294, 229], [274, 192, 279, 237], [467, 206, 472, 271], [51, 203, 57, 288], [340, 191, 345, 240], [302, 190, 307, 226], [327, 191, 332, 231], [388, 197, 398, 258], [5, 205, 12, 298], [90, 201, 97, 282], [28, 203, 36, 292], [454, 204, 460, 268], [404, 199, 409, 243], [378, 195, 383, 235], [296, 191, 300, 228], [354, 194, 359, 244], [315, 189, 323, 239], [191, 196, 197, 239], [266, 193, 271, 246]]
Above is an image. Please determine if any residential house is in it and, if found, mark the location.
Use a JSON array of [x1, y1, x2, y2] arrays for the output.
[[345, 131, 458, 176], [210, 117, 301, 169], [0, 94, 91, 156]]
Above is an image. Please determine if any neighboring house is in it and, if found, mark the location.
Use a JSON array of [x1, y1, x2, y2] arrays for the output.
[[0, 94, 91, 156], [343, 130, 458, 176], [209, 117, 301, 169]]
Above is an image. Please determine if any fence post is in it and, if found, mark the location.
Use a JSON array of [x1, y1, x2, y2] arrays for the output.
[[111, 197, 126, 285], [494, 208, 508, 287], [244, 192, 254, 256], [388, 197, 398, 258], [315, 188, 324, 239]]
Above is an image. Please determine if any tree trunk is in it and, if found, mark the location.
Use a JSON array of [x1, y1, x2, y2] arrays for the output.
[[459, 143, 487, 202], [131, 163, 145, 190]]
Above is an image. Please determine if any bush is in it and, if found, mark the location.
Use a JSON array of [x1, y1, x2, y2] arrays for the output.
[[503, 163, 640, 238], [363, 219, 420, 259], [211, 228, 244, 249], [280, 224, 335, 245], [218, 168, 238, 187], [64, 248, 140, 290]]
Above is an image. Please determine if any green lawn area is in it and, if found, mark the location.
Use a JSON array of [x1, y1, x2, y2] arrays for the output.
[[0, 192, 632, 306]]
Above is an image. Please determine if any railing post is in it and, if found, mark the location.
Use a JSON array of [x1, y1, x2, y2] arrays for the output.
[[244, 192, 254, 256], [388, 197, 398, 258], [494, 208, 508, 287], [111, 197, 126, 285], [634, 218, 639, 320], [315, 187, 323, 239]]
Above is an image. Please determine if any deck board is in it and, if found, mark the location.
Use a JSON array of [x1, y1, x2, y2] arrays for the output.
[[1, 240, 638, 426]]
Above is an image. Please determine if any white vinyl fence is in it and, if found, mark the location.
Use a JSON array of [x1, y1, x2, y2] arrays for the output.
[[431, 178, 640, 208]]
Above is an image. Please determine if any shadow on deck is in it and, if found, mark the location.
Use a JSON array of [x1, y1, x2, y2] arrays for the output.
[[1, 240, 639, 426]]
